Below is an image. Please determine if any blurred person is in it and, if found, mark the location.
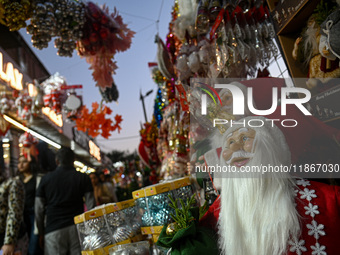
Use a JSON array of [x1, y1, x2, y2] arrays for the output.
[[36, 141, 57, 173], [127, 171, 139, 198], [115, 176, 129, 202], [17, 155, 43, 255], [89, 172, 115, 205], [35, 147, 95, 255], [104, 174, 118, 202], [99, 171, 118, 202], [98, 171, 106, 183], [0, 169, 27, 255]]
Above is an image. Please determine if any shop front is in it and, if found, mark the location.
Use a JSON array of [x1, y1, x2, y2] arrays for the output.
[[0, 24, 105, 176]]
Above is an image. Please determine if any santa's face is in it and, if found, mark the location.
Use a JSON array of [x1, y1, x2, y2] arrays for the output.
[[222, 127, 255, 167]]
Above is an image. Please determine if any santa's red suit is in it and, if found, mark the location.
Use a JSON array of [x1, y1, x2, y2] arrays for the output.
[[200, 179, 340, 254]]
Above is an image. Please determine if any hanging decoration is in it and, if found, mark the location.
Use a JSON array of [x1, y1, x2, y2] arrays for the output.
[[26, 0, 86, 56], [61, 84, 83, 121], [171, 0, 197, 42], [140, 117, 159, 150], [41, 72, 67, 114], [156, 35, 176, 80], [99, 82, 119, 103], [15, 93, 32, 120], [0, 93, 15, 114], [165, 1, 182, 65], [139, 116, 160, 168], [156, 102, 190, 180], [19, 131, 38, 148], [143, 1, 281, 182], [77, 2, 135, 90], [0, 1, 133, 101], [0, 0, 33, 31], [18, 131, 40, 162], [150, 65, 176, 109], [153, 88, 163, 128], [30, 80, 45, 116], [75, 102, 122, 139], [159, 79, 176, 108]]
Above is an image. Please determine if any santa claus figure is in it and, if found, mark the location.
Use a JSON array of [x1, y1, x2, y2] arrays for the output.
[[203, 77, 287, 189], [200, 106, 340, 255]]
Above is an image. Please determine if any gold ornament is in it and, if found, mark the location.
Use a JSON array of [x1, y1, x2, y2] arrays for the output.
[[166, 222, 177, 235]]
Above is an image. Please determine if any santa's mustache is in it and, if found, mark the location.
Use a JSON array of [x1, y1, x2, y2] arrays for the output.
[[226, 150, 254, 165]]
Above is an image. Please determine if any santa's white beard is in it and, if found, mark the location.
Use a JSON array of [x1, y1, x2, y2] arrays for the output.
[[217, 154, 300, 255]]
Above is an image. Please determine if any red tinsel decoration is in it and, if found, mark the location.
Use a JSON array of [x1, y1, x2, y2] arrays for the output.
[[77, 2, 135, 90]]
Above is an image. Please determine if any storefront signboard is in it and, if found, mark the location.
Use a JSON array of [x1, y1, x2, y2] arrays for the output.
[[0, 51, 24, 90]]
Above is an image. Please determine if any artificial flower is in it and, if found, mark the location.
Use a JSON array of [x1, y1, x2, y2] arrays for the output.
[[75, 102, 122, 138]]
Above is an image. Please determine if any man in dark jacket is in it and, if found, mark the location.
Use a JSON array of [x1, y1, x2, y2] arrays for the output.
[[35, 147, 95, 255]]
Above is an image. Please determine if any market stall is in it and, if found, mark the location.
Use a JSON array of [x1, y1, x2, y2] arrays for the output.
[[1, 1, 340, 255]]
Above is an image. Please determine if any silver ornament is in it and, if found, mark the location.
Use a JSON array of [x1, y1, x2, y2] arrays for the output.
[[86, 217, 105, 233], [77, 222, 90, 235], [134, 246, 149, 255], [83, 232, 112, 250], [106, 211, 122, 227], [46, 11, 55, 20], [35, 3, 46, 15], [26, 24, 34, 34], [113, 226, 132, 243], [55, 9, 62, 18], [45, 2, 54, 12], [120, 250, 133, 255]]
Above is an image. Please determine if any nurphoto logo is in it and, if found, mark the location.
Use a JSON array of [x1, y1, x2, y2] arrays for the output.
[[201, 84, 312, 116], [198, 82, 312, 128]]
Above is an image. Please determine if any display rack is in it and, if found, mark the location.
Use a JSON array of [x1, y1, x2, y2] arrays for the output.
[[267, 0, 340, 128]]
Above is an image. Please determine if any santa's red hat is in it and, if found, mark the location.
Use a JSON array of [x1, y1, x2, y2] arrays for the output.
[[234, 77, 286, 110]]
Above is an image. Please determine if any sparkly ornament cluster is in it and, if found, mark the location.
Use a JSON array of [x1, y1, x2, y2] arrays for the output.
[[106, 205, 142, 243], [76, 202, 143, 252], [78, 216, 112, 250], [0, 0, 33, 31], [135, 185, 195, 227], [26, 0, 85, 56]]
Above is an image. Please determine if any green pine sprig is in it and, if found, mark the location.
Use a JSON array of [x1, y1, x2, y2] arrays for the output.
[[168, 194, 196, 231]]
